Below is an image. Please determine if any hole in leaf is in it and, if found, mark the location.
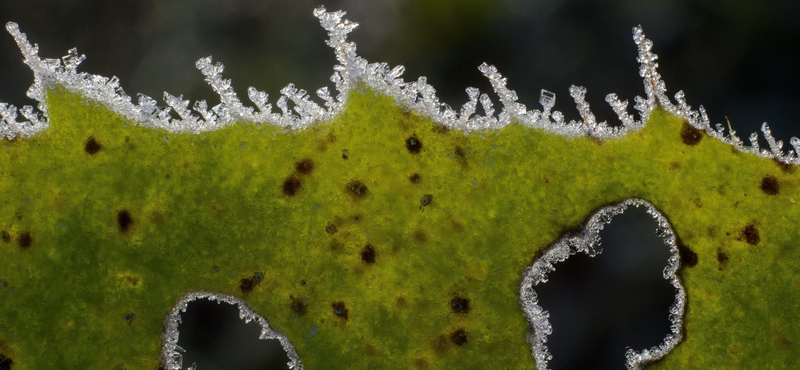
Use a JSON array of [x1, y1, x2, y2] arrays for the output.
[[176, 300, 291, 370], [533, 206, 675, 370]]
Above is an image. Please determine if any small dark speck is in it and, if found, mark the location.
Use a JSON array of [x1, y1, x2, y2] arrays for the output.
[[341, 149, 349, 160], [347, 180, 369, 198], [123, 312, 137, 323], [300, 279, 306, 286], [760, 176, 779, 195], [677, 243, 698, 267], [325, 222, 338, 235], [332, 301, 349, 319], [680, 122, 703, 146], [420, 194, 433, 209], [1, 230, 9, 243], [450, 328, 468, 346], [450, 295, 470, 314], [117, 210, 133, 233], [409, 173, 421, 184], [740, 223, 760, 245], [17, 231, 32, 249], [283, 175, 301, 196], [84, 136, 102, 154], [0, 354, 12, 370], [296, 158, 315, 175], [290, 295, 307, 316], [406, 135, 423, 154], [360, 244, 376, 264]]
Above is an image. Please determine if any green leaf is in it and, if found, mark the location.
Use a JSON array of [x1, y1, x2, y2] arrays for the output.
[[1, 8, 798, 370]]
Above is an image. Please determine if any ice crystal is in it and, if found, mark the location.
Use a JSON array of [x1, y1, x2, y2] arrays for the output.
[[519, 199, 686, 370]]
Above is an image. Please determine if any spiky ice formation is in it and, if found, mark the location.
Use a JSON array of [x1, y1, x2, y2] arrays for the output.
[[2, 7, 798, 164]]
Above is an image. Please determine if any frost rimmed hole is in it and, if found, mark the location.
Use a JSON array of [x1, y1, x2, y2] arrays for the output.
[[162, 292, 301, 370], [519, 199, 686, 370]]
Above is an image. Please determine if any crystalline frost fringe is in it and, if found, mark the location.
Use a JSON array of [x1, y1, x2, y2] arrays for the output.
[[0, 6, 796, 370], [2, 8, 799, 165]]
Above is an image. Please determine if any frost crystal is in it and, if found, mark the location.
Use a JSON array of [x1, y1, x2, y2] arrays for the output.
[[519, 199, 686, 370], [2, 9, 799, 165]]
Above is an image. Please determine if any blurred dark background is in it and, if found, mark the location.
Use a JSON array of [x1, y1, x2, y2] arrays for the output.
[[1, 0, 798, 369]]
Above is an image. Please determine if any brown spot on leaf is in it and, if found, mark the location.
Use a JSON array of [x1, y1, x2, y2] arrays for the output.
[[716, 248, 730, 271], [17, 231, 32, 249], [406, 135, 423, 154], [396, 296, 407, 308], [347, 180, 369, 198], [123, 312, 137, 324], [409, 173, 421, 184], [454, 145, 467, 166], [677, 242, 698, 267], [680, 122, 703, 145], [739, 223, 760, 245], [0, 354, 12, 370], [239, 272, 264, 293], [341, 149, 349, 160], [0, 231, 9, 243], [283, 175, 301, 196], [413, 229, 428, 244], [295, 158, 315, 175], [774, 158, 795, 173], [325, 222, 338, 235], [450, 328, 468, 346], [332, 301, 348, 319], [760, 176, 779, 195], [450, 295, 470, 314], [290, 295, 307, 316], [117, 210, 133, 233], [420, 194, 433, 209], [84, 136, 102, 154], [360, 244, 376, 264]]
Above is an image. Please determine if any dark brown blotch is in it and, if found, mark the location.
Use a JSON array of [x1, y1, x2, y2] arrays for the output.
[[123, 312, 137, 324], [774, 158, 795, 173], [409, 173, 421, 184], [413, 229, 428, 244], [295, 158, 315, 175], [450, 328, 468, 346], [406, 135, 423, 154], [360, 244, 376, 264], [0, 354, 12, 370], [420, 194, 433, 208], [341, 149, 349, 160], [17, 231, 32, 249], [760, 176, 779, 195], [325, 222, 338, 235], [680, 122, 703, 146], [0, 231, 9, 243], [290, 295, 307, 316], [716, 248, 730, 271], [283, 175, 301, 196], [450, 295, 470, 314], [454, 146, 467, 166], [84, 136, 102, 155], [117, 210, 133, 233], [739, 223, 760, 245], [347, 180, 369, 198], [239, 272, 264, 293], [332, 301, 349, 319], [677, 242, 698, 267]]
